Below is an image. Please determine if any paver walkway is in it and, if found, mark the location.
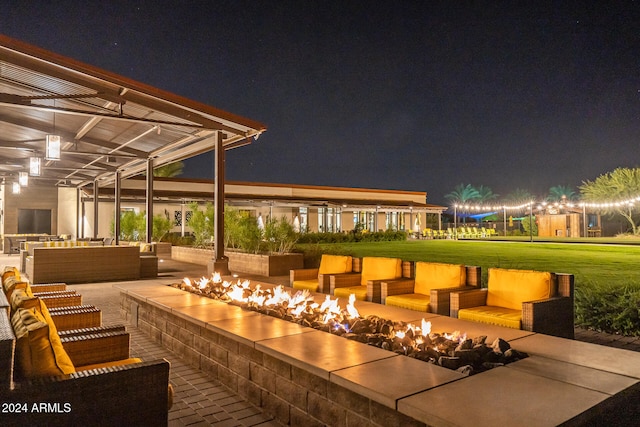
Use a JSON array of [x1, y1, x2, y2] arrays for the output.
[[71, 259, 285, 427]]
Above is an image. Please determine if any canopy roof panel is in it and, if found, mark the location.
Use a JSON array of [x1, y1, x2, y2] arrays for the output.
[[0, 35, 266, 188]]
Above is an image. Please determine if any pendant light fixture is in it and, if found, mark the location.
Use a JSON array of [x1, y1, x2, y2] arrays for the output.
[[29, 156, 42, 176], [45, 134, 61, 160], [19, 171, 29, 186]]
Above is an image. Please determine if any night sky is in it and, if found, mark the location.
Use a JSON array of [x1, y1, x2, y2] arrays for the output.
[[2, 1, 639, 205]]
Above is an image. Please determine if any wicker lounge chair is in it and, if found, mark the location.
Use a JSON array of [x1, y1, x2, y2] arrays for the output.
[[330, 257, 409, 302], [290, 254, 354, 293], [450, 267, 575, 339], [381, 262, 481, 315], [0, 274, 172, 426]]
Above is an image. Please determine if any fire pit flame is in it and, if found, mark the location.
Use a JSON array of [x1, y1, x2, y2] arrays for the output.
[[174, 272, 529, 375]]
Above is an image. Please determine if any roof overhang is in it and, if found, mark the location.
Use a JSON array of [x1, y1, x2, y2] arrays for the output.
[[85, 177, 447, 213], [0, 35, 266, 188]]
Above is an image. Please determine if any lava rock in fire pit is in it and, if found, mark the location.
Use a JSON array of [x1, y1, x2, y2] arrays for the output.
[[439, 356, 462, 370], [492, 337, 511, 353], [172, 278, 529, 376]]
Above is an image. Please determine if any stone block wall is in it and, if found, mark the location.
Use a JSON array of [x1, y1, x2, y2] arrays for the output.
[[120, 293, 424, 427]]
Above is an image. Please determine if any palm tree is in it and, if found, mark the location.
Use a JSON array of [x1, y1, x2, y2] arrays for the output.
[[445, 184, 480, 224], [153, 161, 184, 177], [503, 188, 535, 206], [445, 183, 480, 205], [547, 185, 578, 202], [475, 185, 498, 204]]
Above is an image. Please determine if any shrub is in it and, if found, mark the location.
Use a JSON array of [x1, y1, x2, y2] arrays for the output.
[[119, 210, 146, 241], [152, 212, 172, 241], [575, 280, 640, 336], [239, 213, 263, 254], [263, 216, 298, 254], [224, 206, 242, 249], [189, 202, 215, 248], [297, 230, 407, 244], [521, 216, 538, 236], [162, 232, 194, 246], [298, 230, 407, 243]]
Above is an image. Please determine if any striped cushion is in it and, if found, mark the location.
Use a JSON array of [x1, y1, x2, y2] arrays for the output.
[[12, 307, 75, 378]]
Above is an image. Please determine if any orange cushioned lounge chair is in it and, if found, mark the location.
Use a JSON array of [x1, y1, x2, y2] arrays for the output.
[[450, 267, 575, 339], [382, 261, 481, 315], [330, 256, 403, 302], [290, 254, 354, 293]]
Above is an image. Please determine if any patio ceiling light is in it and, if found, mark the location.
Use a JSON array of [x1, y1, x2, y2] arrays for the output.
[[19, 171, 28, 186], [29, 156, 41, 176], [45, 134, 61, 160]]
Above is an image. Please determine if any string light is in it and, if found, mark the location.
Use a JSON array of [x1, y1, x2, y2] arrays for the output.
[[454, 197, 640, 212]]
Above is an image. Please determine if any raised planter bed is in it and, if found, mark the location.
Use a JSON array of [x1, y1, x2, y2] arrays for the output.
[[171, 246, 303, 276]]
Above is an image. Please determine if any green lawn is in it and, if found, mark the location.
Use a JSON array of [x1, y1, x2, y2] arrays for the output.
[[297, 240, 640, 288]]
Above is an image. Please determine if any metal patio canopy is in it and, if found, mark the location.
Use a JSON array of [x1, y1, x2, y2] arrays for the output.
[[0, 34, 266, 274], [0, 34, 266, 188]]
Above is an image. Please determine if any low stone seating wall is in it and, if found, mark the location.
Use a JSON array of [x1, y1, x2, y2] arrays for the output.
[[118, 282, 640, 426]]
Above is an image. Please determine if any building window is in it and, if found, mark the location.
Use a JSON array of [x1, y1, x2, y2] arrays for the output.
[[353, 211, 375, 232], [318, 207, 338, 232], [299, 207, 308, 233], [386, 212, 399, 231]]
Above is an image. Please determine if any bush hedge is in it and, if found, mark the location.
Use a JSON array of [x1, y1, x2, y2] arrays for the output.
[[575, 281, 640, 336], [297, 230, 407, 244]]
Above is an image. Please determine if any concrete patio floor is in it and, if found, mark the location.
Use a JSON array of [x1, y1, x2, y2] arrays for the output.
[[2, 253, 638, 426]]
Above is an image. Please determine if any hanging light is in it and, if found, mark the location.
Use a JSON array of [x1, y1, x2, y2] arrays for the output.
[[12, 182, 21, 194], [45, 134, 61, 160], [19, 171, 29, 186], [29, 157, 42, 176]]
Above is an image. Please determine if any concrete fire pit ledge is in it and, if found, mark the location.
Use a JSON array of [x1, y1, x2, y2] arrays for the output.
[[117, 281, 640, 427]]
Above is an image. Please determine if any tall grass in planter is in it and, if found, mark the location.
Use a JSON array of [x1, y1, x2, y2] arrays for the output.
[[264, 216, 298, 254], [189, 202, 214, 248]]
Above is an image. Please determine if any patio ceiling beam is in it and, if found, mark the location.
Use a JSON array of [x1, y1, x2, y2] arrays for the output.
[[0, 99, 205, 129], [38, 150, 138, 159], [0, 112, 147, 157]]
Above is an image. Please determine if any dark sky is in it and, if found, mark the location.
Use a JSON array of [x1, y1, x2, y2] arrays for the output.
[[2, 1, 639, 205]]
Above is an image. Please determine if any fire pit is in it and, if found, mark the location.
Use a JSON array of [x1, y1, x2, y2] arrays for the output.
[[173, 273, 528, 375]]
